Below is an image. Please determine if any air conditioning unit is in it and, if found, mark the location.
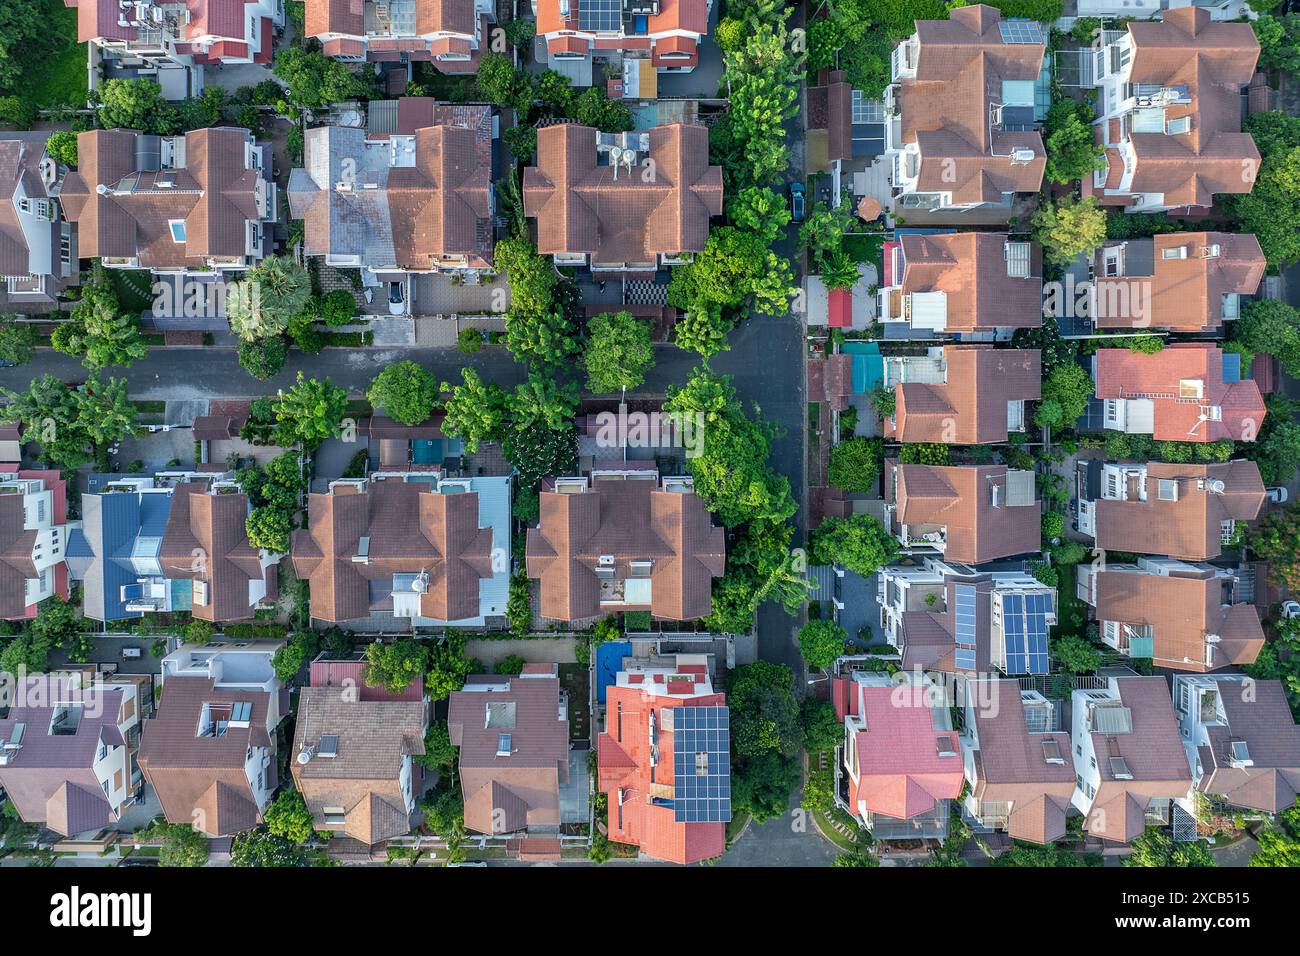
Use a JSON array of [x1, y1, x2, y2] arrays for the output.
[[1010, 148, 1037, 165]]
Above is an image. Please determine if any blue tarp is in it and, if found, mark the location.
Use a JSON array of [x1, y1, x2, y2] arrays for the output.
[[596, 641, 632, 705]]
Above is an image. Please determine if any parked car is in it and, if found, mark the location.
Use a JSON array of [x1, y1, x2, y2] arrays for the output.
[[789, 182, 806, 223], [1282, 600, 1300, 620], [118, 856, 159, 868], [387, 281, 405, 315], [1267, 487, 1289, 504]]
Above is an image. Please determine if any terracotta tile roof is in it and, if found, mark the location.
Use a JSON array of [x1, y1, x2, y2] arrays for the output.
[[159, 483, 272, 623], [526, 477, 725, 622], [292, 479, 495, 624], [808, 353, 854, 413], [523, 124, 722, 265], [898, 4, 1046, 203], [307, 0, 478, 39], [1091, 568, 1263, 671], [535, 0, 707, 37], [844, 675, 964, 821], [1082, 676, 1191, 843], [291, 686, 427, 844], [967, 678, 1074, 844], [1120, 8, 1260, 206], [137, 675, 274, 836], [289, 105, 494, 270], [60, 128, 262, 270], [1093, 233, 1265, 332], [446, 674, 568, 836], [1092, 460, 1264, 560], [1197, 679, 1300, 813], [887, 461, 1040, 565], [886, 346, 1040, 444], [597, 683, 726, 863], [897, 232, 1042, 332], [1093, 344, 1266, 443]]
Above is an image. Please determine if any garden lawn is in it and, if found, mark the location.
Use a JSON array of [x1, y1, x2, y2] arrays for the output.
[[17, 2, 88, 110], [842, 233, 886, 274]]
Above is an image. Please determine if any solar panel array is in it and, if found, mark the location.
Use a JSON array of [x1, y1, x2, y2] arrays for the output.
[[1003, 592, 1051, 675], [953, 584, 978, 671], [671, 706, 732, 823], [999, 19, 1043, 45], [579, 0, 623, 32]]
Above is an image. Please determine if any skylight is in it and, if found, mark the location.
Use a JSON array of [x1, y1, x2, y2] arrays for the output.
[[168, 220, 187, 243]]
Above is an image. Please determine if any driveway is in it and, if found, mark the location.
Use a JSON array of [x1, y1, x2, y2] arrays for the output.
[[656, 4, 725, 100], [718, 787, 837, 867]]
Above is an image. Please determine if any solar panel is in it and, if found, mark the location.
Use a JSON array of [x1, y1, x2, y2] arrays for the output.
[[999, 19, 1043, 45], [1002, 592, 1051, 675], [954, 584, 978, 671], [1026, 591, 1051, 674], [671, 706, 732, 823], [579, 0, 622, 32]]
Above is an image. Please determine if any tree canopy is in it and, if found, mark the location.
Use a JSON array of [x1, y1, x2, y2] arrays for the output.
[[367, 360, 439, 426], [809, 514, 899, 577], [0, 373, 135, 469], [1032, 194, 1107, 265], [584, 311, 654, 393], [798, 619, 849, 671]]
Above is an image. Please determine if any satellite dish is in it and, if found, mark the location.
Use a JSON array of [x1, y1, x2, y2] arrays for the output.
[[297, 747, 313, 765]]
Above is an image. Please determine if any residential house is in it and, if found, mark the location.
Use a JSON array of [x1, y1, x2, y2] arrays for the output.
[[1173, 674, 1300, 817], [0, 673, 149, 836], [65, 0, 280, 86], [958, 677, 1075, 843], [59, 127, 276, 274], [523, 124, 723, 273], [287, 101, 495, 278], [1069, 674, 1192, 844], [367, 413, 463, 472], [1091, 344, 1266, 443], [831, 669, 964, 839], [883, 462, 1040, 565], [307, 0, 494, 73], [137, 640, 285, 836], [877, 233, 1042, 335], [876, 557, 1056, 676], [64, 471, 277, 623], [1088, 7, 1259, 213], [158, 481, 281, 623], [1079, 0, 1255, 20], [526, 469, 725, 622], [291, 473, 511, 626], [291, 656, 429, 845], [447, 664, 570, 837], [0, 470, 70, 621], [597, 653, 730, 863], [1074, 459, 1265, 561], [884, 4, 1047, 215], [1078, 559, 1264, 671], [0, 133, 76, 311], [881, 346, 1041, 444], [533, 0, 712, 85], [1090, 232, 1265, 332]]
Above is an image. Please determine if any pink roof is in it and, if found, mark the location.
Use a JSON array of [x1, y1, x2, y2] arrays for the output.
[[827, 287, 853, 328], [847, 681, 964, 820]]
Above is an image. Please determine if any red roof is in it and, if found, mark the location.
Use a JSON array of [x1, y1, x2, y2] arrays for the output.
[[597, 685, 727, 864], [827, 287, 853, 328]]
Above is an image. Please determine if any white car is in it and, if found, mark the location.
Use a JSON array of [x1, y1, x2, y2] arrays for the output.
[[1282, 600, 1300, 620], [1267, 487, 1289, 505]]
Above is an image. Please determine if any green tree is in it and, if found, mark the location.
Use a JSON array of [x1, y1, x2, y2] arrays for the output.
[[1044, 99, 1105, 185], [230, 827, 306, 867], [264, 788, 315, 845], [57, 269, 148, 370], [1228, 112, 1300, 268], [669, 226, 795, 318], [95, 79, 173, 133], [828, 437, 882, 493], [273, 46, 375, 110], [29, 595, 83, 663], [1233, 298, 1300, 377], [227, 256, 311, 342], [1053, 633, 1102, 674], [45, 130, 77, 168], [1036, 361, 1094, 429], [0, 373, 135, 469], [1251, 799, 1300, 866], [584, 311, 654, 393], [476, 52, 534, 113], [798, 619, 849, 671], [662, 366, 796, 527], [991, 841, 1102, 867], [674, 304, 732, 358], [271, 630, 317, 681], [414, 720, 457, 772], [246, 506, 292, 553], [439, 368, 508, 453], [508, 373, 580, 433], [272, 372, 347, 449], [1124, 826, 1216, 867], [727, 661, 802, 821], [719, 22, 800, 187], [139, 821, 209, 867], [502, 421, 578, 492], [800, 698, 841, 754], [504, 307, 579, 370], [726, 186, 791, 246], [1033, 194, 1107, 265], [367, 360, 439, 426], [809, 514, 900, 577], [426, 635, 476, 701], [572, 86, 632, 132], [1250, 502, 1300, 592], [364, 639, 428, 694], [0, 314, 35, 365], [1255, 14, 1300, 74], [238, 336, 288, 380]]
